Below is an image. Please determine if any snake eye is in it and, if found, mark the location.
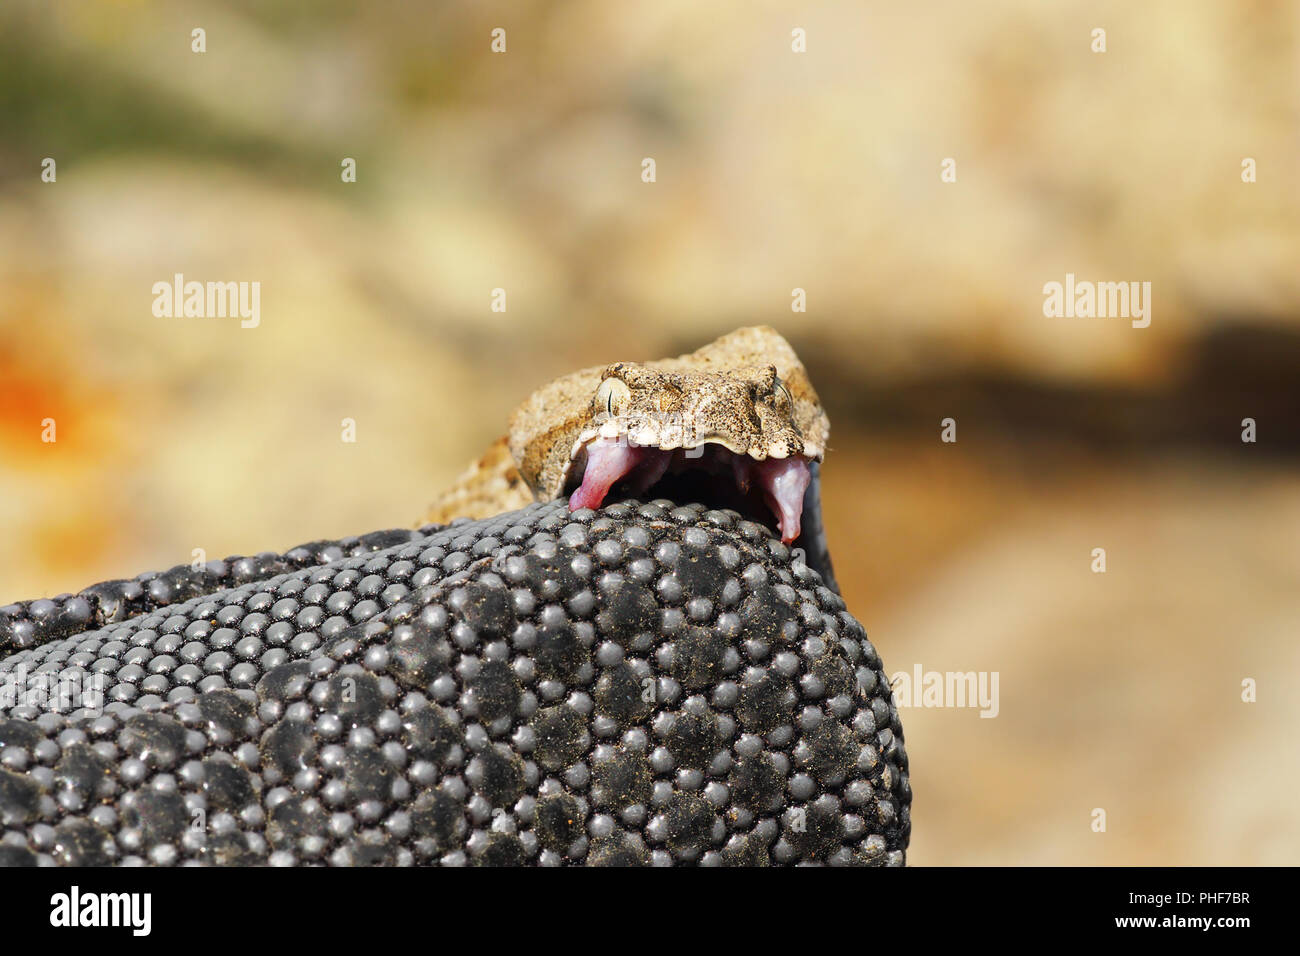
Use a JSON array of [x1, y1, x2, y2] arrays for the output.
[[595, 377, 631, 419]]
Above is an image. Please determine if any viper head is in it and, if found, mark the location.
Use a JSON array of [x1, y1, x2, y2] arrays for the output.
[[564, 362, 821, 543], [507, 326, 831, 547]]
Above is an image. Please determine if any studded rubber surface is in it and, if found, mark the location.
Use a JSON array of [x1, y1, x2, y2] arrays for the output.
[[0, 499, 910, 866]]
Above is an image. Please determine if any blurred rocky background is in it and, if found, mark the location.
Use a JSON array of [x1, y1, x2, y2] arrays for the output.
[[1, 0, 1297, 864]]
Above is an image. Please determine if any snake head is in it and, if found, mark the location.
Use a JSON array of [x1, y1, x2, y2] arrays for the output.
[[565, 359, 823, 543], [509, 326, 830, 545]]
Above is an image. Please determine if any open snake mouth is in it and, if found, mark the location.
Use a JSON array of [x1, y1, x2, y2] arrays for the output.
[[566, 437, 812, 544]]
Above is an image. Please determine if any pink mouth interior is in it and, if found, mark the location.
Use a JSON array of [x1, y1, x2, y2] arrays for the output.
[[568, 438, 811, 544]]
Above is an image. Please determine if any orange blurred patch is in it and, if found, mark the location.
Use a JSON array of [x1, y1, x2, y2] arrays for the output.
[[0, 342, 68, 450], [0, 339, 111, 464]]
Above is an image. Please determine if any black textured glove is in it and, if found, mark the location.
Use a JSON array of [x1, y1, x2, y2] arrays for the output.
[[0, 499, 910, 866]]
